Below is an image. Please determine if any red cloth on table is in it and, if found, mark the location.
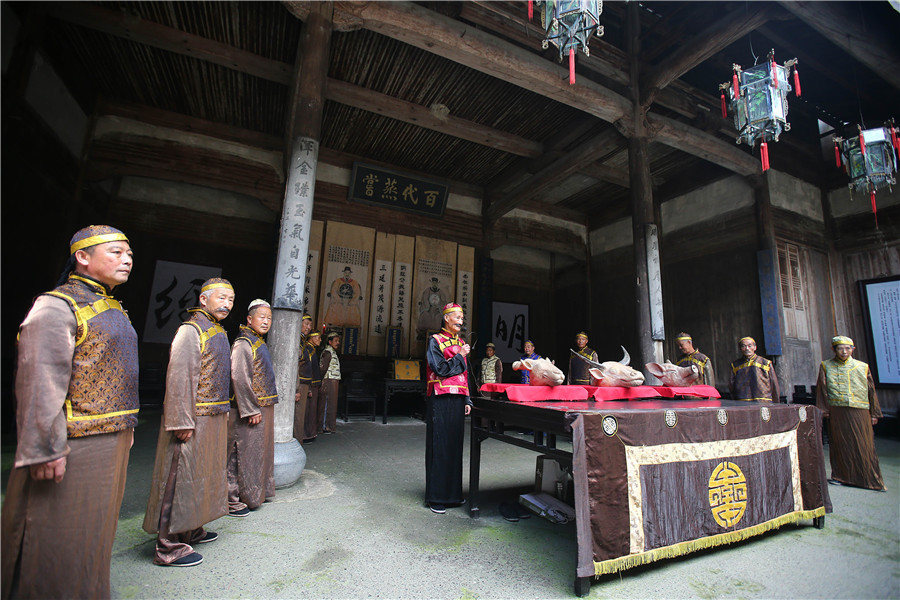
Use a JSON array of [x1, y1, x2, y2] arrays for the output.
[[480, 383, 720, 402], [479, 383, 590, 402]]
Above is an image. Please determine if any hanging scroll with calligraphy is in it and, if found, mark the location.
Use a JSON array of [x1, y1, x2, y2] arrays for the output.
[[304, 220, 324, 321], [319, 222, 375, 355], [348, 162, 448, 217], [456, 245, 475, 339], [391, 235, 415, 357], [367, 232, 396, 357], [411, 236, 457, 357], [143, 260, 222, 344]]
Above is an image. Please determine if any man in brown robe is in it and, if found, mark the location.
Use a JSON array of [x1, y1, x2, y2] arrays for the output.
[[729, 336, 780, 401], [816, 335, 886, 491], [227, 299, 279, 514], [319, 331, 342, 434], [294, 330, 321, 443], [2, 225, 138, 599], [143, 278, 235, 566]]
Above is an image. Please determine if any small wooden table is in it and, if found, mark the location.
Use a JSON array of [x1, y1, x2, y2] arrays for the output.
[[382, 379, 425, 424]]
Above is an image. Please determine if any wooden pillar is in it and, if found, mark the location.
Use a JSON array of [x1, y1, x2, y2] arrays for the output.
[[751, 172, 788, 400], [626, 3, 663, 381], [269, 2, 333, 488]]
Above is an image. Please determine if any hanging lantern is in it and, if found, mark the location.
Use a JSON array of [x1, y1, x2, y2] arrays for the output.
[[719, 50, 799, 172], [536, 0, 604, 85], [834, 120, 898, 227]]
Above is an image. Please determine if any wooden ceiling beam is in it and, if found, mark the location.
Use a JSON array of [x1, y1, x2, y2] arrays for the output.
[[486, 128, 626, 221], [47, 1, 544, 160], [777, 0, 900, 91], [641, 4, 772, 108]]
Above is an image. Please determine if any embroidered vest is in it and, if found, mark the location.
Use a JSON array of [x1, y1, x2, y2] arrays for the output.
[[481, 355, 501, 384], [427, 330, 468, 395], [676, 350, 710, 372], [297, 341, 321, 385], [822, 357, 870, 410], [730, 355, 774, 401], [43, 275, 139, 437], [323, 346, 341, 380], [235, 325, 278, 407], [184, 309, 231, 416], [569, 348, 595, 384]]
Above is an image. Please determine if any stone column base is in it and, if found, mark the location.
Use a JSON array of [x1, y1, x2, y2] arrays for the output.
[[274, 438, 307, 489]]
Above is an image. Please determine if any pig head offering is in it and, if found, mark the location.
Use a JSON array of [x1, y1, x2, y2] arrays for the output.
[[571, 346, 645, 387], [645, 361, 701, 387], [512, 357, 565, 386]]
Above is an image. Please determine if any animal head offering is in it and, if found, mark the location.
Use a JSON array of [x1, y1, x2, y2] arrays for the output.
[[512, 357, 565, 386], [645, 361, 701, 387], [571, 346, 645, 387]]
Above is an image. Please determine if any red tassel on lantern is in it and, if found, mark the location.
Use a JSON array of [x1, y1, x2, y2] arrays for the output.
[[528, 0, 533, 21], [793, 65, 801, 97], [834, 143, 842, 168], [569, 47, 575, 85], [871, 189, 878, 228], [720, 91, 728, 119], [771, 57, 778, 89], [760, 142, 770, 172], [732, 72, 741, 98], [859, 132, 866, 157], [891, 126, 899, 161]]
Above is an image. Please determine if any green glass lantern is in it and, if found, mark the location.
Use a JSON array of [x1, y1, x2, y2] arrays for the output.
[[834, 122, 899, 226], [536, 0, 603, 85], [719, 50, 799, 171]]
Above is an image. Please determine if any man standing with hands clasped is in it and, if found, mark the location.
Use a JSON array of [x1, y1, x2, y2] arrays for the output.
[[143, 277, 235, 567], [2, 225, 138, 599], [816, 336, 886, 491], [424, 303, 472, 514]]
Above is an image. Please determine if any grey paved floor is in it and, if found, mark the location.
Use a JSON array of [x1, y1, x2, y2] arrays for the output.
[[5, 408, 900, 599]]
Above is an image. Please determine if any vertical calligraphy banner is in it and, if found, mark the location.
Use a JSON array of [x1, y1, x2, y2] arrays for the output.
[[143, 260, 222, 344], [367, 232, 396, 357], [272, 139, 317, 310], [456, 245, 475, 342], [304, 220, 324, 323], [411, 236, 457, 357], [492, 301, 529, 364], [319, 221, 376, 354], [391, 235, 415, 357], [646, 224, 665, 341]]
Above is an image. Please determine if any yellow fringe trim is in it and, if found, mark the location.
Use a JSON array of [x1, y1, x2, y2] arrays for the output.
[[593, 507, 826, 577]]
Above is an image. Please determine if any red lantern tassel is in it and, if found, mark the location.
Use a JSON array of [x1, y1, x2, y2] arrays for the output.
[[720, 91, 728, 119], [871, 189, 878, 228], [528, 0, 533, 21], [760, 142, 770, 172], [834, 143, 842, 168], [859, 132, 866, 157], [891, 126, 899, 161], [793, 66, 801, 97], [771, 58, 778, 88], [732, 72, 740, 98], [569, 47, 575, 85]]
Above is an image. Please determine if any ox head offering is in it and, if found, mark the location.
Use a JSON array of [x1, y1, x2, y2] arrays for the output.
[[645, 361, 701, 387], [512, 357, 565, 386], [571, 346, 645, 387]]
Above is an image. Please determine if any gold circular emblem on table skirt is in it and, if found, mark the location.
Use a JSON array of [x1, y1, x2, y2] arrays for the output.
[[708, 461, 748, 528], [601, 415, 618, 436], [664, 410, 677, 428], [760, 406, 771, 422], [798, 406, 808, 422]]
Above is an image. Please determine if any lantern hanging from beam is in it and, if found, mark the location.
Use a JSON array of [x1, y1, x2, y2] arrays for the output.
[[530, 0, 603, 85], [833, 121, 899, 227], [719, 49, 799, 172]]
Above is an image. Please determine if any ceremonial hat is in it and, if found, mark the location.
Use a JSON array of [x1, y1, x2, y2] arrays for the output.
[[832, 335, 854, 347], [486, 342, 495, 348], [308, 331, 321, 339], [302, 314, 313, 321], [343, 266, 352, 273], [69, 225, 129, 255], [575, 332, 588, 339], [200, 278, 233, 293], [327, 331, 341, 341], [248, 299, 270, 312], [525, 339, 534, 346], [676, 332, 692, 341], [738, 336, 756, 345], [442, 302, 463, 314]]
